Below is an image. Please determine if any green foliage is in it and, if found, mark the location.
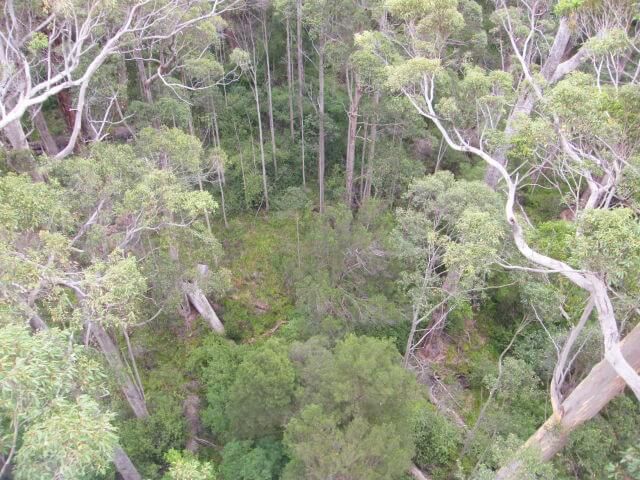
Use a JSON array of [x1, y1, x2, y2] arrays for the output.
[[220, 440, 285, 480], [14, 396, 117, 480], [607, 445, 640, 480], [565, 417, 616, 479], [0, 324, 117, 480], [192, 336, 240, 435], [283, 404, 414, 480], [481, 357, 546, 437], [413, 404, 461, 473], [163, 449, 217, 480], [284, 335, 419, 478], [119, 397, 188, 477], [0, 173, 69, 231], [573, 208, 640, 283], [226, 340, 296, 439], [85, 253, 148, 329], [197, 338, 295, 440]]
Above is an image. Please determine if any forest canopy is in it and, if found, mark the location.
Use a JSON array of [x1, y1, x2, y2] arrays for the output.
[[1, 0, 640, 478]]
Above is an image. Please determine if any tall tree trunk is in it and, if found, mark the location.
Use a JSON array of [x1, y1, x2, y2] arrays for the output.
[[363, 92, 379, 202], [285, 19, 296, 140], [317, 41, 326, 213], [252, 72, 270, 211], [136, 58, 153, 103], [89, 321, 149, 419], [359, 119, 368, 202], [296, 0, 306, 186], [345, 72, 361, 207], [495, 320, 640, 479], [262, 14, 278, 174], [30, 108, 59, 155]]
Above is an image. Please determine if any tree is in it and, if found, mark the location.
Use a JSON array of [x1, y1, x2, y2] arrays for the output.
[[302, 0, 360, 212], [230, 47, 270, 210], [220, 440, 285, 480], [0, 0, 241, 158], [284, 335, 419, 478], [393, 172, 506, 362], [379, 0, 640, 472], [198, 339, 295, 440], [0, 324, 118, 480]]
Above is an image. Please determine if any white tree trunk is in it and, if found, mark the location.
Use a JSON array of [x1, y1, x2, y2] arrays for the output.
[[495, 321, 640, 479]]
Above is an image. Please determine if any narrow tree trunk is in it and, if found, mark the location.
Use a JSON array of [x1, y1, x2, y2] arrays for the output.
[[233, 120, 249, 207], [296, 0, 306, 186], [30, 108, 59, 155], [317, 41, 326, 213], [217, 169, 228, 228], [345, 73, 362, 207], [136, 58, 153, 103], [363, 92, 379, 202], [359, 119, 368, 202], [89, 321, 150, 419], [252, 72, 270, 211], [285, 19, 296, 140], [262, 14, 277, 174], [495, 321, 640, 479]]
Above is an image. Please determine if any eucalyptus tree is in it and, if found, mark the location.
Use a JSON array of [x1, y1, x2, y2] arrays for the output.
[[394, 172, 506, 363], [230, 46, 271, 210], [0, 135, 228, 429], [302, 0, 360, 212], [0, 0, 241, 157], [372, 0, 640, 474], [0, 324, 131, 479]]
